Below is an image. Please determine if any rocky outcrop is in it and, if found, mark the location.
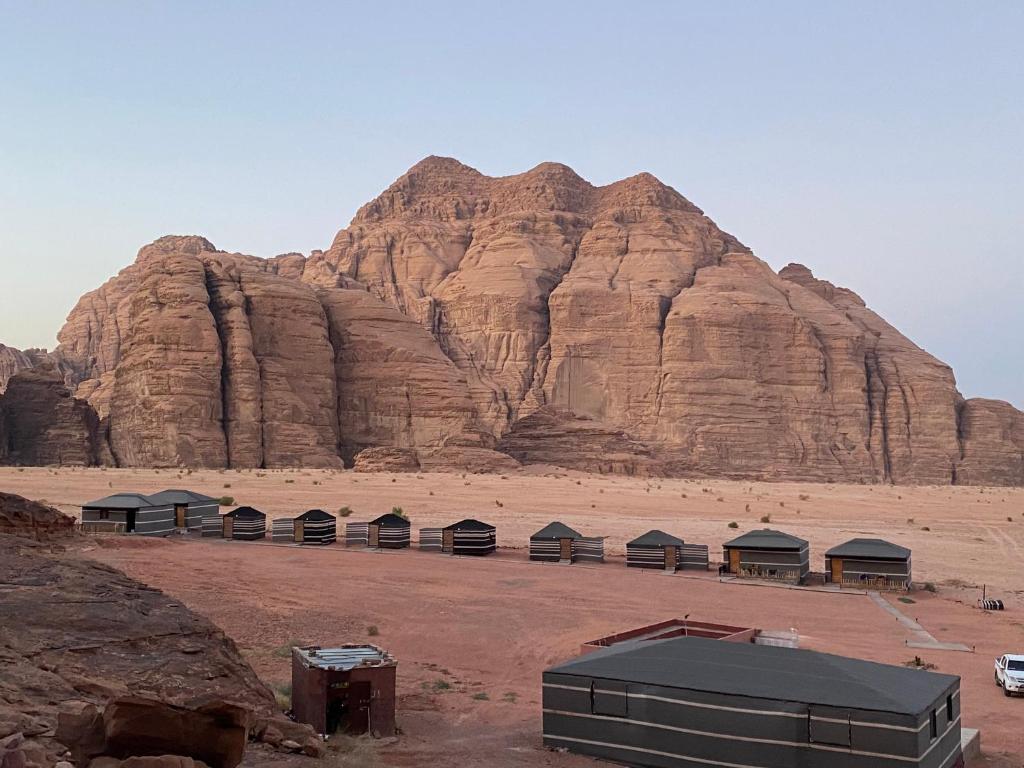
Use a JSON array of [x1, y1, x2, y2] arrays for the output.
[[0, 345, 33, 394], [0, 500, 320, 765], [0, 366, 108, 466], [0, 492, 76, 539], [955, 399, 1024, 486], [41, 159, 1024, 484]]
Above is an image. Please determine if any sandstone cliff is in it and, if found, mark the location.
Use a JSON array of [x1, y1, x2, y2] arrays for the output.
[[25, 157, 1024, 484]]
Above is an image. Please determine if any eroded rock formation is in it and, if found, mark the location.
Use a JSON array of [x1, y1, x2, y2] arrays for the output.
[[17, 157, 1023, 484]]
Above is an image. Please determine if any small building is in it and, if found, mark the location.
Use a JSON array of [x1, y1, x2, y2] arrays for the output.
[[81, 492, 173, 536], [626, 530, 684, 571], [580, 619, 758, 655], [543, 635, 962, 768], [148, 489, 219, 531], [530, 522, 604, 563], [294, 509, 337, 545], [222, 506, 266, 540], [723, 528, 809, 584], [442, 519, 496, 556], [825, 538, 912, 590], [368, 513, 411, 549], [291, 645, 396, 737]]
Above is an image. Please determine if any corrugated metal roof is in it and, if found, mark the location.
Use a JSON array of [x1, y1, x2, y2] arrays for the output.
[[148, 489, 218, 504], [825, 538, 911, 560], [723, 528, 808, 550], [443, 518, 494, 532], [547, 635, 957, 717], [532, 521, 582, 540], [82, 492, 159, 509], [628, 529, 684, 547], [295, 645, 395, 670]]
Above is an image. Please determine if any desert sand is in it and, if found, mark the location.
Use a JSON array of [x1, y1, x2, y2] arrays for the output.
[[2, 466, 1023, 766]]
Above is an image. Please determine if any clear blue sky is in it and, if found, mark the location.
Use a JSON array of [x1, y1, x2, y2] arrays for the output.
[[1, 1, 1021, 406]]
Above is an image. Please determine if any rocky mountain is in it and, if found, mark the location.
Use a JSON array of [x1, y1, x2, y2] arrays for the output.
[[5, 157, 1022, 484]]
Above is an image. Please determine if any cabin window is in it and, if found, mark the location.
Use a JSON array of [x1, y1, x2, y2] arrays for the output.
[[946, 695, 953, 722], [98, 510, 110, 520], [930, 710, 938, 738], [590, 680, 628, 717]]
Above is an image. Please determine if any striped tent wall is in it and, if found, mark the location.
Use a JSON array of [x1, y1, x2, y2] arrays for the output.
[[345, 522, 369, 547], [184, 501, 216, 530], [826, 557, 911, 590], [529, 538, 564, 562], [574, 537, 604, 563], [626, 544, 678, 570], [202, 512, 223, 537], [371, 523, 411, 549], [452, 529, 496, 556], [680, 543, 710, 570], [133, 505, 176, 537], [419, 528, 443, 551], [81, 509, 129, 528], [272, 518, 296, 542], [230, 516, 266, 541], [299, 517, 336, 545]]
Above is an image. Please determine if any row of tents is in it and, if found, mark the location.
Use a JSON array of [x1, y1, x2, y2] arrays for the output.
[[81, 493, 911, 589]]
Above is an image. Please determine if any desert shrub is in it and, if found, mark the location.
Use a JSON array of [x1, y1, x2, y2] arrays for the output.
[[728, 521, 739, 529], [433, 679, 452, 691], [472, 692, 489, 701], [284, 479, 294, 484], [798, 493, 810, 501], [391, 506, 407, 519], [223, 483, 231, 488], [760, 514, 771, 524], [923, 582, 937, 593], [367, 625, 379, 637], [273, 683, 291, 710], [921, 526, 931, 532], [338, 506, 354, 517], [218, 496, 235, 506]]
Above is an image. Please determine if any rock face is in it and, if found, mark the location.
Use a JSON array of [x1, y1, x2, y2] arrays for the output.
[[34, 158, 1024, 484], [0, 366, 108, 466], [0, 344, 33, 394], [0, 496, 320, 765]]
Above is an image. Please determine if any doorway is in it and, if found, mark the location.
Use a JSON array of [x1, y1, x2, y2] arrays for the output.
[[442, 529, 454, 553], [559, 537, 572, 561], [175, 504, 187, 528], [295, 520, 305, 543], [369, 525, 380, 548], [728, 549, 741, 573], [223, 517, 233, 538], [126, 510, 137, 533], [664, 546, 677, 571]]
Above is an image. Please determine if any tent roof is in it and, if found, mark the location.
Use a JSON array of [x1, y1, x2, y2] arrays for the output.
[[628, 529, 684, 547], [224, 506, 265, 519], [443, 518, 494, 532], [531, 521, 582, 540], [82, 492, 158, 509], [148, 489, 217, 504], [370, 513, 410, 527], [825, 538, 911, 560], [547, 635, 957, 717], [724, 528, 807, 550], [296, 509, 335, 522]]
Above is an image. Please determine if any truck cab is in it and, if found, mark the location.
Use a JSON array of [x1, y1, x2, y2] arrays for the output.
[[994, 654, 1024, 696]]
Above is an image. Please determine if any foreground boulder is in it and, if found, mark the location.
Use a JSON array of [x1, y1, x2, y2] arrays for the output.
[[0, 492, 75, 540]]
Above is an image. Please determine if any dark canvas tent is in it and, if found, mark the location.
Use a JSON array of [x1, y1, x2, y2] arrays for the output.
[[442, 518, 496, 556], [530, 522, 580, 562], [81, 492, 173, 536], [148, 489, 218, 532], [223, 506, 266, 541], [723, 528, 809, 583], [826, 538, 912, 590], [295, 509, 337, 545], [627, 530, 684, 571], [543, 635, 962, 768], [368, 513, 411, 549]]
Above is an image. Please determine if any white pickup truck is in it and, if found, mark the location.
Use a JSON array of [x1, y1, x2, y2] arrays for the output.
[[994, 654, 1024, 696]]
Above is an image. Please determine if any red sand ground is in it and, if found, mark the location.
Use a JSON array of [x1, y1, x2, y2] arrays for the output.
[[3, 467, 1023, 766]]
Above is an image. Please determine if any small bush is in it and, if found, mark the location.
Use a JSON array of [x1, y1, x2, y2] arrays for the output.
[[921, 526, 931, 532], [923, 582, 937, 593], [907, 517, 915, 524], [391, 506, 407, 519], [433, 679, 452, 691], [338, 506, 354, 517], [728, 521, 739, 529], [223, 483, 231, 488], [716, 497, 724, 502], [798, 494, 810, 501], [744, 504, 750, 513], [778, 501, 785, 507], [218, 496, 235, 506], [472, 692, 489, 701], [495, 500, 503, 507], [1008, 517, 1014, 522], [760, 514, 771, 524], [284, 479, 294, 484], [273, 683, 291, 710], [367, 625, 379, 637]]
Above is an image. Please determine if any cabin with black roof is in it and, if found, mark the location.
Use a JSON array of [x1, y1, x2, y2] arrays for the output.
[[530, 522, 604, 563], [442, 518, 496, 556], [368, 513, 411, 548], [147, 489, 218, 532], [826, 538, 912, 590], [81, 492, 173, 536], [543, 635, 962, 768], [222, 506, 266, 540], [627, 530, 685, 571], [723, 528, 810, 583], [294, 509, 337, 545]]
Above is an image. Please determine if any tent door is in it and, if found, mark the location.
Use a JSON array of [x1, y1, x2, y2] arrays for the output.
[[223, 517, 233, 538], [728, 548, 740, 573], [174, 505, 187, 528], [369, 525, 380, 548], [442, 529, 455, 553], [559, 538, 573, 561], [664, 546, 677, 571], [830, 557, 843, 583], [295, 520, 304, 543]]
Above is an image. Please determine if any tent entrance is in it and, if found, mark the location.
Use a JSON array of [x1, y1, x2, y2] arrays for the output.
[[728, 549, 740, 573], [295, 520, 305, 542], [369, 525, 380, 548], [442, 529, 455, 553], [664, 546, 677, 571], [125, 510, 137, 533], [174, 505, 187, 528], [559, 538, 572, 561], [830, 557, 843, 583], [223, 517, 233, 538]]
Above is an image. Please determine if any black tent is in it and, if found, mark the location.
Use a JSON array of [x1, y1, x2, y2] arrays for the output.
[[442, 518, 496, 556], [825, 538, 911, 589], [530, 522, 603, 563], [723, 528, 809, 583], [369, 513, 411, 549], [543, 635, 962, 768], [294, 509, 337, 545], [627, 529, 684, 571], [223, 506, 266, 541]]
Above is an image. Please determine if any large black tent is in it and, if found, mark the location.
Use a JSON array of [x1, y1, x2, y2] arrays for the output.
[[442, 518, 496, 556], [826, 538, 912, 590], [369, 513, 411, 549], [294, 509, 337, 545], [723, 528, 809, 583], [543, 635, 962, 768], [223, 506, 266, 541], [627, 529, 684, 571], [531, 521, 604, 563]]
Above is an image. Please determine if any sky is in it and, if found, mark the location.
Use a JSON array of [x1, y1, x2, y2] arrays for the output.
[[0, 1, 1021, 406]]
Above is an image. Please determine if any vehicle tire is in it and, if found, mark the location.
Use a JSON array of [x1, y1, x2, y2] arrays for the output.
[[1004, 684, 1011, 697], [995, 672, 1000, 685]]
